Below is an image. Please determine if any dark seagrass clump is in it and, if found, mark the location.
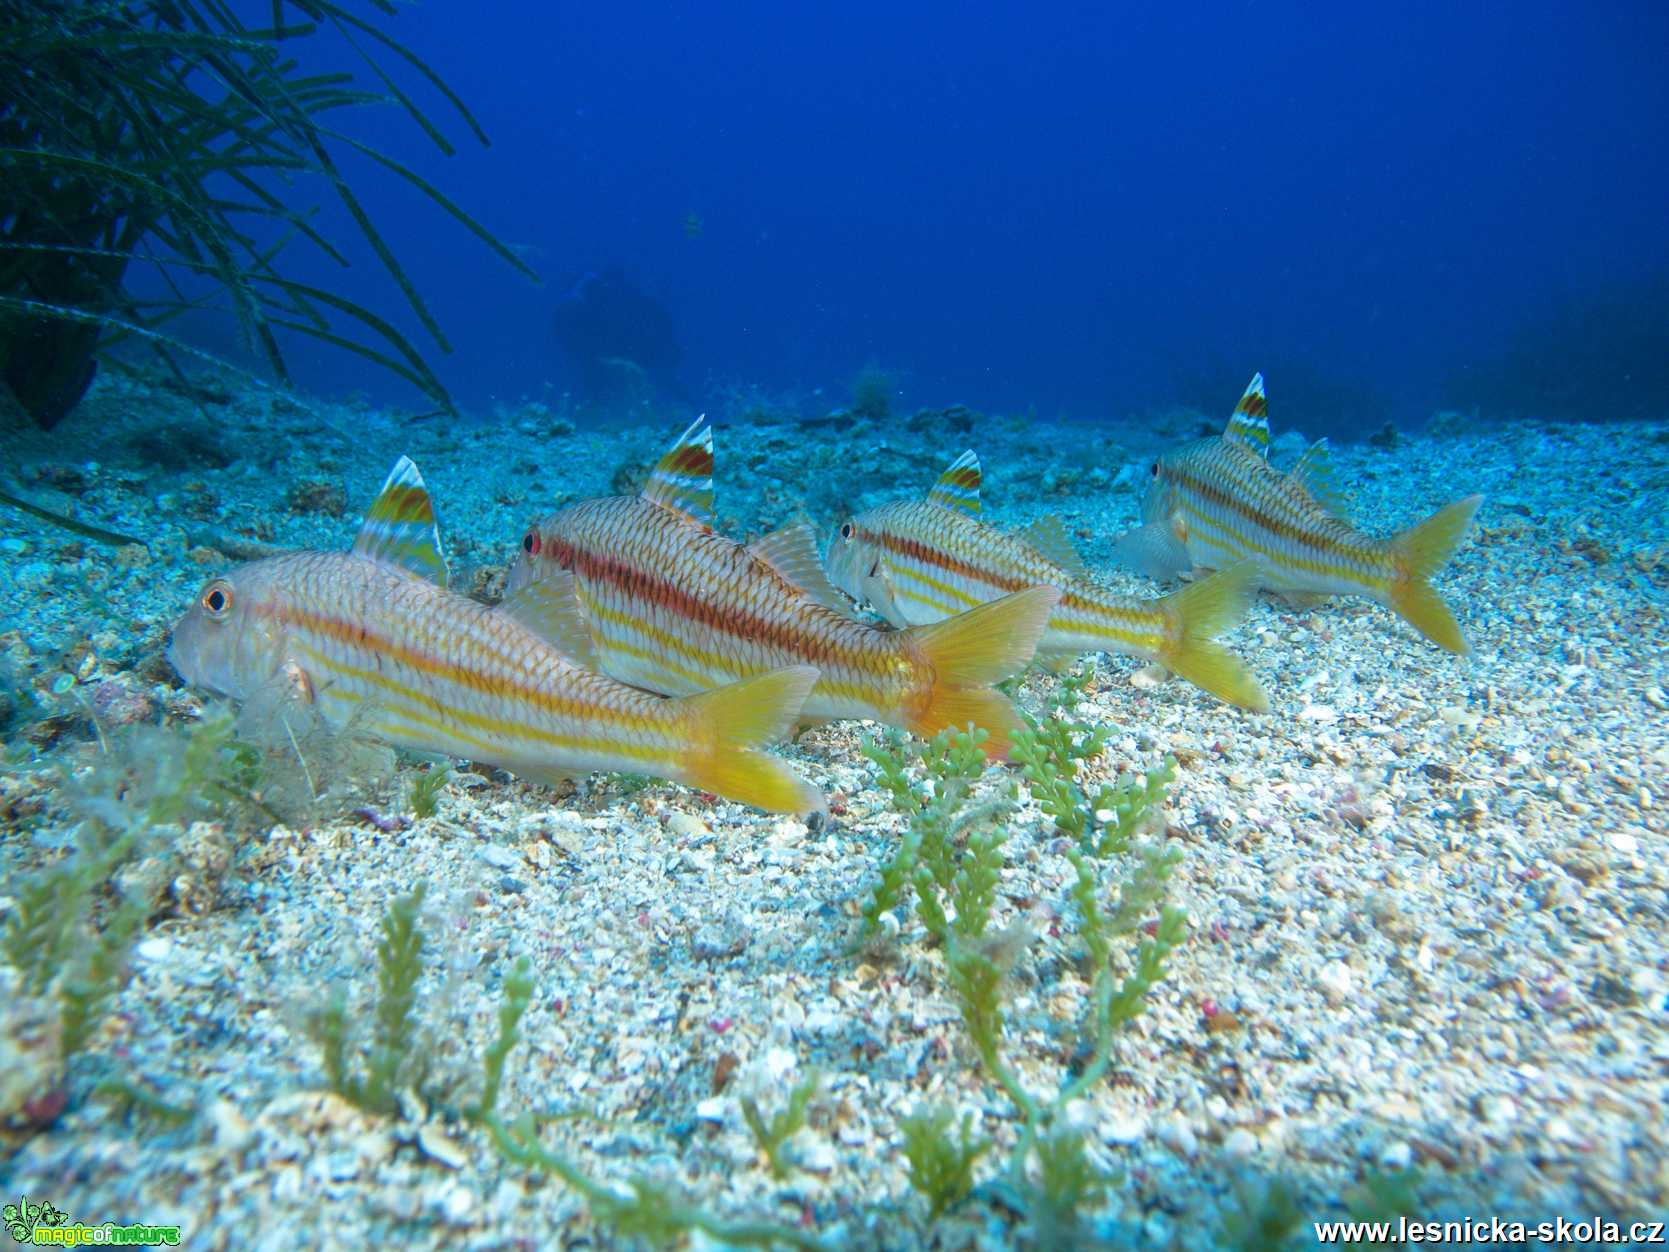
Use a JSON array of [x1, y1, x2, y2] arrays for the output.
[[0, 0, 536, 429]]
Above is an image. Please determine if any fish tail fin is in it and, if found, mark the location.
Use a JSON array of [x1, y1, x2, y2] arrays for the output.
[[903, 586, 1060, 760], [1157, 562, 1269, 712], [678, 665, 824, 813], [1387, 494, 1483, 654]]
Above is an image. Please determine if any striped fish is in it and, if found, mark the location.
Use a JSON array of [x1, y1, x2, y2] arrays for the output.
[[168, 457, 823, 813], [1114, 374, 1484, 653], [824, 451, 1268, 711], [507, 418, 1060, 760]]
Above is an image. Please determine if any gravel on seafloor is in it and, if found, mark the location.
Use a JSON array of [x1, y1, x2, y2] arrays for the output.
[[1, 371, 1667, 1248]]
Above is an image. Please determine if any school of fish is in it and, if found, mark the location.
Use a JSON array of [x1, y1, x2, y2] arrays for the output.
[[169, 374, 1483, 813], [506, 419, 1058, 762]]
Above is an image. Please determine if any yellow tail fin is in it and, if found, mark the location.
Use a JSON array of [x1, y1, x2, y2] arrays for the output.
[[679, 665, 824, 813], [1158, 562, 1269, 712], [903, 585, 1060, 760], [1388, 494, 1483, 654]]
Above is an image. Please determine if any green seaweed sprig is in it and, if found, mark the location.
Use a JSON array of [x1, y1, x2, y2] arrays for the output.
[[474, 955, 533, 1122], [302, 888, 824, 1247], [858, 726, 997, 938], [862, 716, 1185, 1238], [740, 1070, 821, 1179], [306, 882, 429, 1117], [406, 763, 450, 820], [486, 1113, 827, 1250], [899, 1106, 991, 1220], [2, 711, 268, 1069]]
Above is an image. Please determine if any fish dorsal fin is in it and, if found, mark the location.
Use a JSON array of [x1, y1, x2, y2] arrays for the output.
[[748, 519, 856, 614], [642, 415, 715, 527], [1222, 373, 1271, 458], [497, 570, 598, 668], [1290, 437, 1352, 519], [1017, 514, 1088, 577], [926, 450, 982, 516], [352, 456, 448, 585]]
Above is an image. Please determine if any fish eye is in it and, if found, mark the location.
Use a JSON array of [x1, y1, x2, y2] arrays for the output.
[[838, 522, 854, 541], [200, 581, 233, 617], [522, 530, 541, 555], [1150, 462, 1160, 478]]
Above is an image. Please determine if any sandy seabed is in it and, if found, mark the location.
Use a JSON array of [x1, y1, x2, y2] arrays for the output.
[[2, 372, 1666, 1249]]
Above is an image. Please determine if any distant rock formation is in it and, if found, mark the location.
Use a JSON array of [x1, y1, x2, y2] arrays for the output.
[[552, 267, 685, 413]]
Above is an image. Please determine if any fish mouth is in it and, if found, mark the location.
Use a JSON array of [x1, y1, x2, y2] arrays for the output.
[[504, 556, 535, 595], [166, 611, 233, 698], [164, 618, 196, 683]]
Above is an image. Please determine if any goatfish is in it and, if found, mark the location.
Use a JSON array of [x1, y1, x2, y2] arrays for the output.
[[168, 457, 823, 814], [506, 418, 1060, 760], [824, 452, 1267, 711], [1113, 374, 1484, 653]]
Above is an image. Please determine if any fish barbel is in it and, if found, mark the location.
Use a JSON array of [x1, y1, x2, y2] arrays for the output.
[[168, 457, 823, 813], [824, 451, 1267, 711], [507, 418, 1060, 760], [1114, 374, 1483, 654]]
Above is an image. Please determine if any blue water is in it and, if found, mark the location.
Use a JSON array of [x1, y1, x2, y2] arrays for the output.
[[199, 1, 1669, 428]]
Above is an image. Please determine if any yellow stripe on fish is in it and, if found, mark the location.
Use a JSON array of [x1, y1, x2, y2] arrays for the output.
[[1114, 373, 1483, 654], [169, 457, 824, 813], [825, 451, 1267, 712], [508, 418, 1059, 760]]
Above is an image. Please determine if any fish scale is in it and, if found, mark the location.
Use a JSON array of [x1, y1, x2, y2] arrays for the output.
[[851, 502, 1186, 653], [825, 452, 1268, 711], [241, 550, 708, 769], [509, 418, 1059, 759], [542, 495, 905, 710], [1164, 442, 1386, 586], [169, 456, 823, 813]]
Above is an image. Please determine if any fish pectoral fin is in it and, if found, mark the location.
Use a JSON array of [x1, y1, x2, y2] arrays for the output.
[[1112, 521, 1193, 580], [1278, 590, 1330, 610], [1016, 514, 1087, 577], [352, 455, 450, 585], [506, 762, 577, 790], [497, 571, 599, 668], [1033, 650, 1082, 676], [747, 518, 858, 615], [925, 450, 982, 516], [858, 559, 910, 626], [280, 659, 315, 704], [641, 415, 716, 527]]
